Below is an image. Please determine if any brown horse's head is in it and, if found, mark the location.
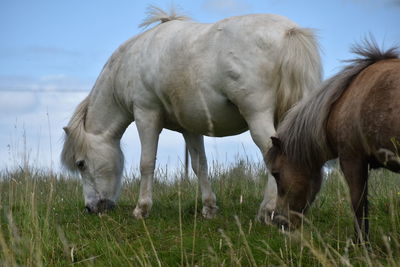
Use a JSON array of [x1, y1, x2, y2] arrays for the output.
[[267, 137, 323, 230]]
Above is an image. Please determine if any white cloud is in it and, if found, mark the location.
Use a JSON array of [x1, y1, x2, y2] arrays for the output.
[[0, 74, 90, 170], [0, 74, 91, 92], [0, 91, 39, 114]]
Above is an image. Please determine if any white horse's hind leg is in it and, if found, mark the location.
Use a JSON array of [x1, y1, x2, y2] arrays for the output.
[[183, 132, 218, 219], [133, 109, 162, 219]]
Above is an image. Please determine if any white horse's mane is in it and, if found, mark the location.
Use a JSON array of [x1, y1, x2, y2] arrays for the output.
[[61, 96, 90, 172], [139, 5, 191, 29]]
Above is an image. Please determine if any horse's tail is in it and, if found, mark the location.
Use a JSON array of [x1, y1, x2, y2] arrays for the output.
[[273, 28, 322, 126], [139, 5, 191, 29]]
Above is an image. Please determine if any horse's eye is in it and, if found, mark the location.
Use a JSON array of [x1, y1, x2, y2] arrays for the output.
[[76, 160, 86, 170]]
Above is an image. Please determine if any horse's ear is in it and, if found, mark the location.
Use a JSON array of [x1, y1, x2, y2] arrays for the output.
[[63, 127, 70, 135], [271, 136, 281, 149]]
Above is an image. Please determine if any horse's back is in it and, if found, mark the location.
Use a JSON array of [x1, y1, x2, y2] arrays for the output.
[[121, 13, 298, 84], [328, 59, 400, 158]]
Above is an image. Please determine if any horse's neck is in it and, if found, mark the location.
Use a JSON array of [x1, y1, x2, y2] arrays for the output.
[[85, 83, 132, 140]]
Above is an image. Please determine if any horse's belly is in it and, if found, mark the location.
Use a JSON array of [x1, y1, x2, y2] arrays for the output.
[[166, 98, 248, 137]]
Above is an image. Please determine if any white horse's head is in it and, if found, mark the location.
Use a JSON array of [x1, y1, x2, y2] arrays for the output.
[[61, 98, 124, 213]]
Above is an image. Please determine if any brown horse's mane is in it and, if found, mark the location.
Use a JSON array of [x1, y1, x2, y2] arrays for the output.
[[273, 38, 399, 170]]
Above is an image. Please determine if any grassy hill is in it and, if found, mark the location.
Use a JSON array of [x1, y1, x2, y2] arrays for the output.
[[0, 160, 399, 266]]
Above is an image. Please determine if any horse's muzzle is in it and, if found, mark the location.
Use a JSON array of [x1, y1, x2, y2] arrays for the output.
[[85, 199, 116, 214]]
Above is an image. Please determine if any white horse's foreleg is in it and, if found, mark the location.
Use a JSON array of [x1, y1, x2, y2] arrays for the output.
[[258, 173, 277, 222], [243, 110, 278, 223], [133, 109, 162, 219], [183, 132, 218, 219]]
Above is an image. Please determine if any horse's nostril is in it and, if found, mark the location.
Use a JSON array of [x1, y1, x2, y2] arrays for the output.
[[85, 205, 93, 213]]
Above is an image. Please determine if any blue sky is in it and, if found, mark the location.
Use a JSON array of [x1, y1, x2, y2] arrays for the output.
[[0, 0, 399, 172]]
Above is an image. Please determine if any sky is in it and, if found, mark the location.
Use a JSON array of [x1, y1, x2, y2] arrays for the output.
[[0, 0, 399, 173]]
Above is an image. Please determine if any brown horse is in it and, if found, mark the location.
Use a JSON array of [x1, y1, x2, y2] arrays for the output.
[[266, 39, 400, 240]]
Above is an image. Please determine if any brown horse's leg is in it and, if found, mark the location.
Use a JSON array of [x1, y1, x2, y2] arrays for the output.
[[339, 157, 369, 242], [364, 182, 369, 239]]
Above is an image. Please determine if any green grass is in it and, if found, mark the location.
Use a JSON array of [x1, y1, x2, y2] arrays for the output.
[[0, 160, 399, 266]]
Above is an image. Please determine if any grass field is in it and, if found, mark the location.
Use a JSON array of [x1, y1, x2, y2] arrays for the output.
[[0, 160, 399, 266]]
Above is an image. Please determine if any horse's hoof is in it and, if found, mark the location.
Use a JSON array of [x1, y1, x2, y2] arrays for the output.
[[133, 199, 152, 219], [257, 208, 274, 224], [272, 214, 290, 231], [133, 206, 150, 219], [202, 205, 218, 219]]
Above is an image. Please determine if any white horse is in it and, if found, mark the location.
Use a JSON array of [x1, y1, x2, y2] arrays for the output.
[[61, 6, 322, 220]]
